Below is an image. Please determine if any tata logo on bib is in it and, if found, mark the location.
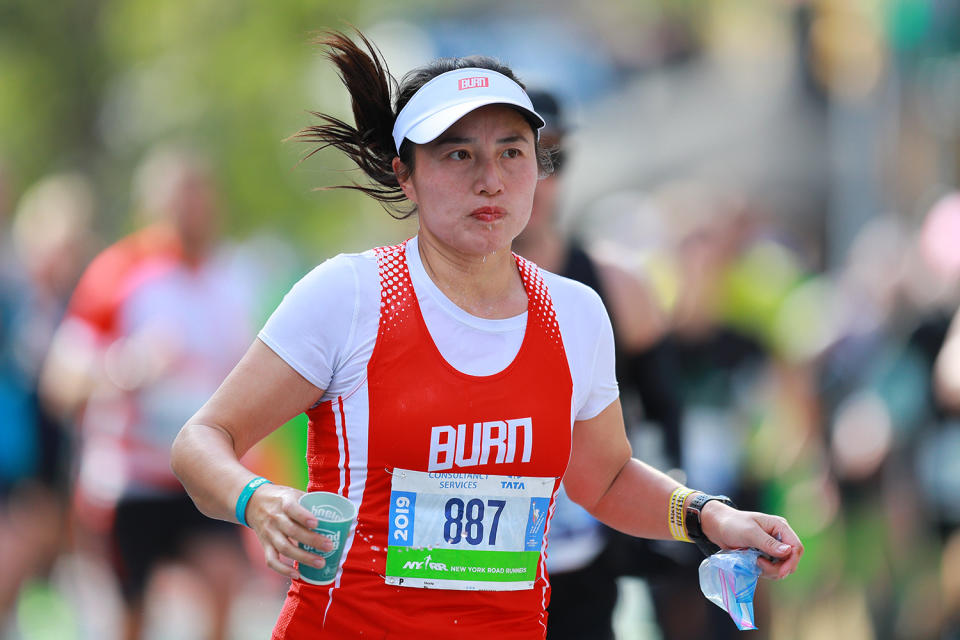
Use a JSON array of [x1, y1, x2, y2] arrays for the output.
[[458, 76, 489, 90], [428, 418, 532, 471]]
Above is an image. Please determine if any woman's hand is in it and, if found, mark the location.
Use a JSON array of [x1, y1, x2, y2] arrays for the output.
[[245, 483, 335, 580], [699, 501, 804, 580]]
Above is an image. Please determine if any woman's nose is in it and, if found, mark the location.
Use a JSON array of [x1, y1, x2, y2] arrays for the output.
[[474, 156, 504, 195]]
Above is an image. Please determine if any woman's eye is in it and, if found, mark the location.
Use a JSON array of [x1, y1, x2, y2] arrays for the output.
[[502, 148, 521, 159], [448, 150, 469, 160]]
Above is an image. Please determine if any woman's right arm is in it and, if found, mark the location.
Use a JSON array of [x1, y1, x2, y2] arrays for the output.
[[171, 338, 334, 579]]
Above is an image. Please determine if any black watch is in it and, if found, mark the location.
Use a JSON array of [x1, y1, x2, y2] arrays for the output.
[[685, 493, 736, 557]]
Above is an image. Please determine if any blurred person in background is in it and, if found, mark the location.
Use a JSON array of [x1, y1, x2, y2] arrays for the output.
[[899, 191, 960, 637], [934, 258, 960, 637], [40, 146, 253, 640], [171, 30, 803, 640], [654, 182, 770, 508], [758, 200, 960, 638], [512, 89, 715, 640], [650, 183, 809, 638], [0, 172, 94, 633]]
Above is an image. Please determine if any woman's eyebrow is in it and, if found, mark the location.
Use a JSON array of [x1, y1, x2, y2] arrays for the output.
[[432, 135, 471, 147], [431, 132, 531, 147]]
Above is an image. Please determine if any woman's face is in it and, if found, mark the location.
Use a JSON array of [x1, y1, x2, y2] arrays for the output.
[[396, 104, 539, 258]]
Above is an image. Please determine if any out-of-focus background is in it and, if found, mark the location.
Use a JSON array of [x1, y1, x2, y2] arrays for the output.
[[2, 0, 960, 638]]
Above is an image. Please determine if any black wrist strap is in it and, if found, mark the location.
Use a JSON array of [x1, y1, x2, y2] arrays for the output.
[[685, 494, 736, 557]]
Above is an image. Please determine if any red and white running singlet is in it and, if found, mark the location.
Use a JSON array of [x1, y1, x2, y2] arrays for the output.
[[272, 242, 574, 639]]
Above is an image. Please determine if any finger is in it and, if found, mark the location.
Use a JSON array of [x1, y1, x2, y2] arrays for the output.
[[777, 526, 803, 550], [276, 515, 334, 552], [764, 520, 804, 576], [284, 498, 319, 530], [271, 532, 326, 568], [757, 556, 782, 580], [751, 515, 797, 556], [774, 544, 802, 578], [264, 542, 300, 580], [760, 547, 800, 580], [756, 529, 793, 560]]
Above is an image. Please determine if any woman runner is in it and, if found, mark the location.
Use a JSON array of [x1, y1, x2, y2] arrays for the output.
[[170, 30, 803, 639]]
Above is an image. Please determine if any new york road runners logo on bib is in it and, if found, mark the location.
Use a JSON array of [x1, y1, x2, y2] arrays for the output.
[[386, 469, 554, 590]]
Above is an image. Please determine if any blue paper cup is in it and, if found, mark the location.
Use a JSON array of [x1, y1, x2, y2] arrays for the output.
[[298, 491, 356, 585]]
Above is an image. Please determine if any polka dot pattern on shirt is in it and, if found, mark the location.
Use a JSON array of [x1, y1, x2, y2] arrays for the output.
[[375, 243, 415, 334], [515, 253, 563, 349], [374, 242, 562, 350]]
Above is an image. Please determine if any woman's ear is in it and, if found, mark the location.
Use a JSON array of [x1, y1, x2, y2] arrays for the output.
[[392, 157, 417, 204]]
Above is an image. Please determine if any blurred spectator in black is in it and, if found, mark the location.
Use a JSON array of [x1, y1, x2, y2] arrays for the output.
[[649, 181, 780, 638], [40, 146, 254, 640], [513, 89, 712, 640]]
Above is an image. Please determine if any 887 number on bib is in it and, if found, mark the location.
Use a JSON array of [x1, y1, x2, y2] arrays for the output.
[[389, 491, 529, 551], [443, 498, 505, 545]]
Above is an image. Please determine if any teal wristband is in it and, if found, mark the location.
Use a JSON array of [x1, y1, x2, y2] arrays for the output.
[[235, 476, 272, 528]]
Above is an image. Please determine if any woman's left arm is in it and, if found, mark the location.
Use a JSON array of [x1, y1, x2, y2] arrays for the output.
[[563, 399, 804, 579]]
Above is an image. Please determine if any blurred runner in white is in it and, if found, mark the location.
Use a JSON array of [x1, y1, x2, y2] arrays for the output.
[[42, 146, 252, 640]]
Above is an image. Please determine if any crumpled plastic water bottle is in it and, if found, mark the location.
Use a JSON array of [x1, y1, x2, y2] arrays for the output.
[[698, 548, 763, 630]]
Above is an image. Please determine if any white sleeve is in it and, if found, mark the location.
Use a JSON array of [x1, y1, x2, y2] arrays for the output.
[[257, 254, 360, 392], [575, 290, 619, 421], [545, 272, 620, 422]]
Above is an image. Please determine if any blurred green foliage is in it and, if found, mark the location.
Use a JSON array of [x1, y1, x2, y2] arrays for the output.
[[0, 0, 418, 256]]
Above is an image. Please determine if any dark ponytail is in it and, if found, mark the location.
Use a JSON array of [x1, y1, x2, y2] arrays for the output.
[[292, 30, 411, 216], [294, 29, 551, 219]]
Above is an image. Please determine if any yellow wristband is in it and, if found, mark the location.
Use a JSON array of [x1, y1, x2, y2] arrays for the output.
[[668, 487, 695, 542]]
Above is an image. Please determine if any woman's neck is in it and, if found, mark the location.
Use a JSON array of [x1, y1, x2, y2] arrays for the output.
[[416, 234, 528, 319]]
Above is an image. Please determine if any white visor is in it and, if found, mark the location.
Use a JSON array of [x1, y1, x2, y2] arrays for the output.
[[391, 67, 545, 153]]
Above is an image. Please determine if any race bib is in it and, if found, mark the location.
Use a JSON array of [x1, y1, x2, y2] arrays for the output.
[[385, 469, 555, 591]]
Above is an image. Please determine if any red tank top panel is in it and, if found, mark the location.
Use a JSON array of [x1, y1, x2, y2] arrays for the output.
[[273, 241, 574, 639]]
